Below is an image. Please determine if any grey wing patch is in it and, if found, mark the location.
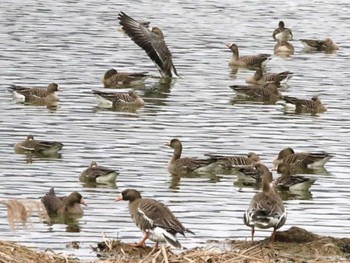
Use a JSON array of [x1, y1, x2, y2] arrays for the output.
[[118, 12, 165, 73]]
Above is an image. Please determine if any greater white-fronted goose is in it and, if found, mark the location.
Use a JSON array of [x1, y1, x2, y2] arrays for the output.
[[276, 159, 308, 175], [272, 147, 333, 170], [115, 189, 194, 248], [165, 138, 219, 175], [300, 38, 339, 52], [237, 163, 270, 183], [79, 161, 118, 183], [246, 68, 293, 85], [275, 163, 316, 191], [274, 41, 294, 56], [282, 95, 327, 113], [118, 12, 178, 78], [272, 21, 293, 42], [243, 164, 287, 242], [226, 43, 271, 68], [41, 187, 86, 218], [205, 152, 261, 169], [230, 83, 280, 102], [8, 83, 60, 104], [92, 90, 145, 108], [102, 68, 148, 88], [14, 135, 63, 155]]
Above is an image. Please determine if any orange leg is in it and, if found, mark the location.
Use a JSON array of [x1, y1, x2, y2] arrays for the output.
[[129, 232, 150, 247]]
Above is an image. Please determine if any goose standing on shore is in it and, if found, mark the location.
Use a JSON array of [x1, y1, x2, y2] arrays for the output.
[[243, 164, 287, 242], [118, 12, 178, 78], [115, 189, 194, 248]]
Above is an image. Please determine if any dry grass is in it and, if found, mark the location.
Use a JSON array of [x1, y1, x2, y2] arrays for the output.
[[94, 227, 350, 263], [0, 199, 49, 230], [0, 241, 78, 263]]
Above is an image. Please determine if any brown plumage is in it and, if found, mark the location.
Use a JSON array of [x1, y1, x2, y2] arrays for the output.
[[41, 188, 86, 218], [237, 163, 271, 183], [243, 164, 287, 242], [115, 189, 194, 248], [283, 95, 327, 113], [274, 41, 294, 56], [300, 38, 339, 52], [14, 135, 63, 155], [246, 68, 293, 85], [92, 90, 145, 108], [8, 83, 60, 104], [79, 161, 118, 183], [102, 68, 148, 88], [275, 163, 316, 191], [118, 12, 178, 78], [165, 138, 218, 175], [273, 147, 333, 170], [205, 152, 261, 169], [226, 43, 271, 68], [272, 21, 293, 42], [230, 83, 280, 102]]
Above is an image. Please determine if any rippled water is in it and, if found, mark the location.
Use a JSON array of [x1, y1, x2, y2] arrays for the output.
[[1, 0, 350, 260]]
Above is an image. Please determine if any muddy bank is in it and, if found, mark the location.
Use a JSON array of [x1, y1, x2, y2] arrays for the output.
[[1, 227, 350, 262], [93, 227, 350, 262]]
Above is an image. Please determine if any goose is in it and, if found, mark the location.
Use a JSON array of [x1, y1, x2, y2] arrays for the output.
[[226, 43, 271, 68], [41, 187, 86, 218], [115, 189, 194, 248], [165, 139, 218, 175], [273, 147, 333, 170], [300, 38, 339, 52], [8, 83, 60, 104], [282, 95, 327, 113], [274, 40, 294, 56], [275, 163, 316, 191], [243, 164, 287, 242], [102, 68, 148, 88], [118, 12, 178, 78], [237, 163, 271, 183], [246, 68, 293, 85], [79, 161, 118, 183], [272, 21, 293, 42], [230, 83, 280, 102], [205, 152, 261, 169], [92, 90, 144, 108], [14, 135, 63, 155]]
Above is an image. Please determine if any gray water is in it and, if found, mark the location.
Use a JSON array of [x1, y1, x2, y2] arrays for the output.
[[1, 0, 350, 261]]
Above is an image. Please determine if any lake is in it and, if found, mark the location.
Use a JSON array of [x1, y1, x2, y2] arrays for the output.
[[0, 0, 349, 260]]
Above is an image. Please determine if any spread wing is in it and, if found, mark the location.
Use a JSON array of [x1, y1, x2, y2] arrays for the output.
[[118, 12, 177, 77]]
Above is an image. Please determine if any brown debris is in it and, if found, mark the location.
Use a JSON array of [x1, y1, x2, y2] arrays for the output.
[[0, 227, 349, 262], [0, 241, 78, 263], [93, 227, 350, 263]]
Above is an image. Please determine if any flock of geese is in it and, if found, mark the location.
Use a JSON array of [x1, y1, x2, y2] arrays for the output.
[[6, 10, 338, 250]]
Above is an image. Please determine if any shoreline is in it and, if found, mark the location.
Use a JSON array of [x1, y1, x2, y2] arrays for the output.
[[1, 227, 349, 263]]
